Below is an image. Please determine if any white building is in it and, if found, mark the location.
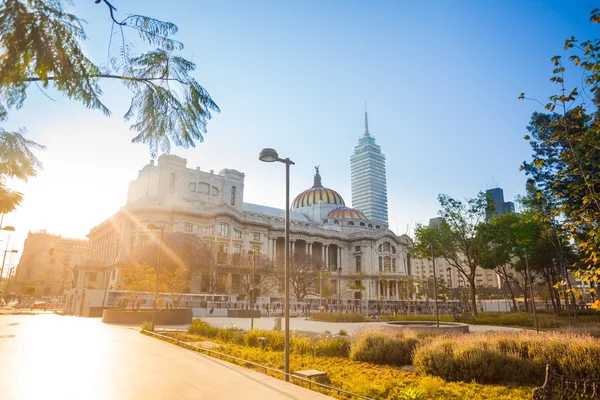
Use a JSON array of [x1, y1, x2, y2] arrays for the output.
[[86, 154, 412, 305]]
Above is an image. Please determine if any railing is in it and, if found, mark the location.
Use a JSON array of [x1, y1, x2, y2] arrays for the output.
[[143, 330, 372, 400], [533, 364, 600, 400]]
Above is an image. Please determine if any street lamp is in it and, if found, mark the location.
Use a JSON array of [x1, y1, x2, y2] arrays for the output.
[[553, 257, 572, 327], [426, 244, 440, 328], [447, 267, 456, 318], [0, 234, 18, 289], [513, 247, 539, 333], [147, 223, 165, 332], [259, 147, 294, 382], [248, 249, 258, 330]]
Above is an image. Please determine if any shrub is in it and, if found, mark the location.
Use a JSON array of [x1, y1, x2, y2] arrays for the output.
[[350, 328, 419, 366], [310, 312, 366, 323], [413, 331, 600, 385], [244, 329, 285, 350], [291, 335, 314, 355], [324, 330, 331, 334], [338, 329, 348, 336], [140, 320, 153, 331], [314, 337, 350, 357], [189, 319, 220, 338]]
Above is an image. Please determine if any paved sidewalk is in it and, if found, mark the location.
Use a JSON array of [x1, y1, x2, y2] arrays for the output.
[[0, 314, 333, 400]]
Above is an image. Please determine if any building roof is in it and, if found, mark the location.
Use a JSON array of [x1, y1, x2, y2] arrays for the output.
[[327, 207, 368, 220], [291, 167, 345, 210], [243, 203, 310, 222]]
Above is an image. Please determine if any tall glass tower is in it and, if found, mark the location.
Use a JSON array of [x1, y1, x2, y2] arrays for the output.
[[350, 109, 388, 225]]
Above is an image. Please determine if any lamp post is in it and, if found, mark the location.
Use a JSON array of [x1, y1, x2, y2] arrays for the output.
[[513, 247, 539, 333], [248, 249, 257, 330], [148, 223, 165, 332], [553, 257, 572, 327], [259, 148, 294, 382], [447, 267, 456, 318], [319, 266, 328, 313], [0, 233, 17, 290], [427, 244, 439, 328]]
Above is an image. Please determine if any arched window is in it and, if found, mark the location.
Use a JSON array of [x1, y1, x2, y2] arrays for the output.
[[323, 219, 328, 224], [334, 220, 339, 225], [378, 244, 383, 252], [378, 256, 383, 272], [198, 182, 210, 194], [211, 186, 219, 196], [392, 258, 396, 272], [188, 182, 197, 192], [368, 224, 373, 228], [392, 246, 396, 254], [218, 223, 229, 237], [383, 242, 390, 252], [348, 221, 354, 226], [376, 225, 381, 229], [359, 222, 365, 227]]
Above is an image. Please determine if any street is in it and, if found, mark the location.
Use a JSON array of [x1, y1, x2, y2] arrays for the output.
[[0, 314, 332, 400]]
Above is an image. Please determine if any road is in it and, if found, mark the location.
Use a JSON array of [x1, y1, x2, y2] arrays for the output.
[[0, 314, 332, 400]]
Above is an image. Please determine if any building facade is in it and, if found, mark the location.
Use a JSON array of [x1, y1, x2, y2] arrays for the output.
[[486, 187, 515, 221], [86, 154, 412, 304], [15, 231, 88, 296], [350, 110, 389, 225]]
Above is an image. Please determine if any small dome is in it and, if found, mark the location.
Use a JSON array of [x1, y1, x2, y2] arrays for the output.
[[327, 207, 367, 220], [291, 167, 345, 210]]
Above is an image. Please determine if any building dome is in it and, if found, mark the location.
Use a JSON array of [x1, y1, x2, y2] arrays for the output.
[[291, 167, 345, 210], [327, 207, 367, 220]]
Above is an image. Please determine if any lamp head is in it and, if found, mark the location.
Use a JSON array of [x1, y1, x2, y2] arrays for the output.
[[259, 148, 279, 163], [512, 246, 521, 253]]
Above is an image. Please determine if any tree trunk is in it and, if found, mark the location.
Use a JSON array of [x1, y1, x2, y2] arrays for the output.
[[523, 278, 529, 312], [469, 279, 478, 317], [544, 274, 558, 313], [505, 277, 518, 311]]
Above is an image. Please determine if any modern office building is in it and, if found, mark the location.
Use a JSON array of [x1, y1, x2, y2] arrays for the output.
[[350, 109, 389, 225], [486, 187, 515, 221]]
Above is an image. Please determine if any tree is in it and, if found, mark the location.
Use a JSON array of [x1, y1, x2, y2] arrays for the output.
[[0, 129, 45, 213], [413, 193, 494, 317], [0, 0, 219, 212], [236, 251, 276, 302], [288, 255, 321, 300], [161, 266, 188, 308], [120, 262, 155, 309], [519, 9, 600, 308]]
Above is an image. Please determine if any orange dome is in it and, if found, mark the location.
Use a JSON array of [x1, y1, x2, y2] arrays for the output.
[[327, 207, 367, 220]]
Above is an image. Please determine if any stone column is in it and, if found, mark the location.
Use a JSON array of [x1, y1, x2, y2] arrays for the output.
[[337, 247, 342, 271], [291, 240, 296, 260], [321, 245, 325, 264], [325, 246, 330, 268], [308, 242, 313, 257], [273, 238, 277, 264]]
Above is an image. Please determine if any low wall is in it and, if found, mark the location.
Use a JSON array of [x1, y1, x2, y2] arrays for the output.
[[227, 309, 261, 318], [102, 308, 193, 325]]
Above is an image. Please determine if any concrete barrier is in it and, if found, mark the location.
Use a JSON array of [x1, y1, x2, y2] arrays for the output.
[[227, 309, 261, 318], [102, 308, 193, 325], [386, 320, 469, 333]]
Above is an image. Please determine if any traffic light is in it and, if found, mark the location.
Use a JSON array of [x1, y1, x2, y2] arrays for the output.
[[49, 248, 55, 256]]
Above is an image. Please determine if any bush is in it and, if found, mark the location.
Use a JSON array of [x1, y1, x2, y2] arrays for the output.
[[314, 337, 350, 357], [244, 329, 285, 350], [413, 331, 600, 385], [350, 329, 419, 366], [310, 312, 366, 323], [140, 320, 153, 331], [338, 329, 348, 336], [189, 319, 221, 338]]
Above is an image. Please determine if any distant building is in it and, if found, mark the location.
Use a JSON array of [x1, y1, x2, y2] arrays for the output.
[[486, 188, 515, 221], [350, 109, 389, 225], [85, 154, 411, 304], [428, 217, 444, 229], [15, 231, 88, 296]]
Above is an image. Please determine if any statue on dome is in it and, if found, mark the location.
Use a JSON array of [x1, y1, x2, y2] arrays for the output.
[[314, 165, 322, 187]]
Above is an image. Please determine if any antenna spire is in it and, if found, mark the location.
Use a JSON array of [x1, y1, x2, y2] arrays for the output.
[[364, 100, 370, 136]]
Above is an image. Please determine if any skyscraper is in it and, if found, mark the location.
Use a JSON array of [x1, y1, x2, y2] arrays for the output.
[[350, 108, 388, 225], [486, 187, 515, 221]]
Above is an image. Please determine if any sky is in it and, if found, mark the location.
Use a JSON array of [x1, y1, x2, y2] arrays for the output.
[[1, 0, 598, 269]]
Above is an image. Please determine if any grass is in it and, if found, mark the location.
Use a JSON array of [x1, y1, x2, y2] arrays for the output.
[[309, 312, 367, 322], [413, 331, 600, 385], [162, 330, 531, 400], [382, 311, 600, 330]]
